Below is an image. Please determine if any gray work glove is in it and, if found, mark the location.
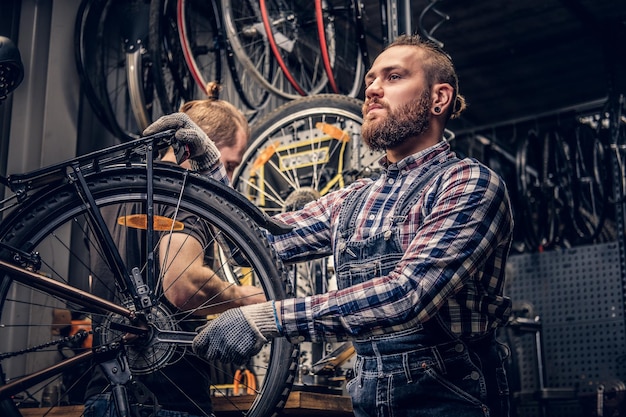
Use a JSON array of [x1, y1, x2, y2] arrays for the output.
[[143, 112, 220, 172], [192, 301, 282, 365]]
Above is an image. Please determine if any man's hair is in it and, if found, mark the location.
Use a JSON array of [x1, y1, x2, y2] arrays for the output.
[[179, 81, 250, 148], [386, 34, 467, 120]]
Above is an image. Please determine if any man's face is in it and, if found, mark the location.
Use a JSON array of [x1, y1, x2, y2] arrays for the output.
[[361, 46, 432, 152], [219, 127, 248, 179]]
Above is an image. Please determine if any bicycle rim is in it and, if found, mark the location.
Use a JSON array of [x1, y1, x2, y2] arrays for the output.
[[259, 0, 329, 98], [221, 0, 281, 99], [316, 0, 366, 98], [149, 0, 197, 115], [233, 94, 380, 213], [0, 165, 297, 417], [567, 122, 610, 244], [176, 0, 223, 98], [95, 0, 157, 140]]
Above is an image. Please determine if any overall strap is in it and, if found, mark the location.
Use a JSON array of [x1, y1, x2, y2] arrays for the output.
[[337, 180, 376, 238], [391, 157, 460, 225]]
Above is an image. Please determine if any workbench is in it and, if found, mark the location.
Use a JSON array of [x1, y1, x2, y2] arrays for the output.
[[18, 391, 354, 417]]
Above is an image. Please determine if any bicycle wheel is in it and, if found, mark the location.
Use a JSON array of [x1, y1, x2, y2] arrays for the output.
[[221, 0, 282, 99], [259, 0, 330, 98], [316, 0, 367, 98], [565, 122, 611, 244], [0, 165, 297, 417], [175, 0, 222, 99], [149, 0, 197, 115], [75, 0, 129, 139], [233, 94, 380, 214], [82, 0, 162, 141], [95, 0, 165, 140], [516, 129, 571, 250], [177, 0, 270, 112]]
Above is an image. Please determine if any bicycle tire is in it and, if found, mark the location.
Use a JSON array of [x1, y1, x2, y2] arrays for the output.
[[177, 0, 271, 112], [566, 122, 610, 244], [75, 0, 105, 125], [75, 0, 129, 139], [175, 0, 223, 99], [218, 1, 272, 112], [0, 165, 297, 417], [221, 0, 281, 99], [95, 0, 164, 141], [516, 129, 553, 250], [516, 129, 571, 250], [149, 0, 197, 115], [316, 0, 367, 98], [259, 0, 330, 98], [233, 94, 380, 214]]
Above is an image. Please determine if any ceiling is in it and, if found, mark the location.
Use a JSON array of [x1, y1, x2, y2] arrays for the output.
[[361, 0, 626, 133]]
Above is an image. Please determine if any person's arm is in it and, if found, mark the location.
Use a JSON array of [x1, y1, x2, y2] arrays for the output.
[[144, 113, 231, 185], [279, 160, 514, 342], [160, 146, 230, 185], [160, 232, 266, 316]]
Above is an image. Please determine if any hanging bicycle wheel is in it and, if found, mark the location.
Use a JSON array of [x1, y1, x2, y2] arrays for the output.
[[149, 0, 197, 115], [259, 0, 330, 98], [233, 94, 380, 214], [516, 129, 573, 250], [0, 166, 297, 417], [221, 0, 281, 99], [99, 0, 166, 140], [316, 0, 368, 98], [177, 0, 271, 111], [220, 1, 272, 112], [75, 0, 128, 139], [565, 122, 611, 244], [74, 0, 146, 140], [175, 0, 222, 99]]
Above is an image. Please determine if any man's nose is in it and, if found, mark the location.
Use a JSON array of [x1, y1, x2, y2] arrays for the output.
[[365, 78, 382, 98]]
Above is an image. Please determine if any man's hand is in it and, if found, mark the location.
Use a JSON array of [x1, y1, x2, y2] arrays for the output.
[[143, 113, 220, 172], [192, 302, 282, 365]]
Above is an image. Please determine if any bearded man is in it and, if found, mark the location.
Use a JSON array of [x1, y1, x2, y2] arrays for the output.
[[145, 34, 515, 417]]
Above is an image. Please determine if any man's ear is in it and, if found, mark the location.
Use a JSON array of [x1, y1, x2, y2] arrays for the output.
[[431, 83, 454, 115]]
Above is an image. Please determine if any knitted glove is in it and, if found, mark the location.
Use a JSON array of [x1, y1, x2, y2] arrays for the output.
[[192, 301, 282, 365], [143, 113, 220, 172]]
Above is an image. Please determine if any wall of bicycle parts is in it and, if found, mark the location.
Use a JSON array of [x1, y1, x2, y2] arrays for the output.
[[2, 1, 626, 417], [452, 99, 626, 417]]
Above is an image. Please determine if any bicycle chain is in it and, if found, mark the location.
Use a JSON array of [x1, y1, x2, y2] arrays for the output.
[[0, 329, 90, 360]]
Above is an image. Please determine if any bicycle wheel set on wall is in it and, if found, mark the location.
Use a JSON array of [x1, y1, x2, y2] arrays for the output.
[[508, 118, 614, 252], [76, 0, 370, 142]]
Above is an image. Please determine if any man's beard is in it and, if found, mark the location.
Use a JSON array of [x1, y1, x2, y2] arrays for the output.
[[361, 91, 431, 152]]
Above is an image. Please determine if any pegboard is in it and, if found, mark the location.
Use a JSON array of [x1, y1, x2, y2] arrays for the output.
[[506, 242, 626, 416]]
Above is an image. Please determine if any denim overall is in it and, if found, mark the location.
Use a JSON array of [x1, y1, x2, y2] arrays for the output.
[[335, 158, 510, 417]]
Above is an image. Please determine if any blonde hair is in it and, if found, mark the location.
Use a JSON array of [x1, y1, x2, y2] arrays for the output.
[[386, 35, 467, 120], [179, 81, 250, 148]]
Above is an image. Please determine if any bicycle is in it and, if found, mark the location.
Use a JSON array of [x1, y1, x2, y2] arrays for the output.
[[0, 131, 298, 417]]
